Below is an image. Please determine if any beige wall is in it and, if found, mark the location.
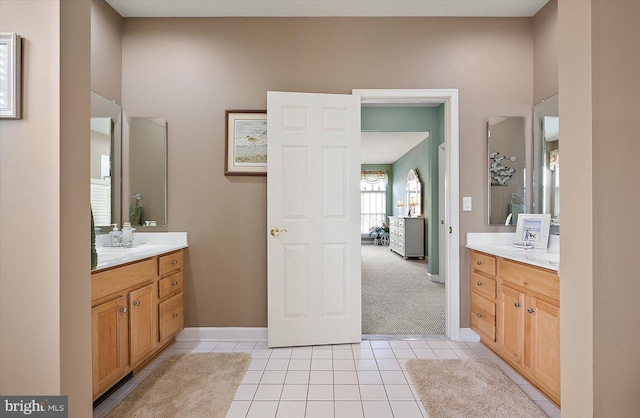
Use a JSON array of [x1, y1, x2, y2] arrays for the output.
[[0, 0, 92, 415], [122, 17, 534, 327], [91, 0, 122, 103], [533, 0, 558, 104]]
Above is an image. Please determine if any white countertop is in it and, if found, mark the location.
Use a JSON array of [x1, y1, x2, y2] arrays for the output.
[[94, 232, 188, 271], [466, 233, 559, 272]]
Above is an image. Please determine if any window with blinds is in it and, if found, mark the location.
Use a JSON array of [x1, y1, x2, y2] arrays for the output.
[[361, 176, 387, 234]]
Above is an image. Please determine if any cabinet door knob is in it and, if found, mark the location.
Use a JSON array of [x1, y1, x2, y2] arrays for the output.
[[476, 313, 483, 318], [476, 260, 482, 265], [476, 281, 482, 286], [172, 281, 178, 286], [120, 307, 128, 313], [514, 302, 521, 308], [133, 301, 141, 306], [171, 260, 178, 265], [172, 313, 179, 318], [527, 308, 535, 313]]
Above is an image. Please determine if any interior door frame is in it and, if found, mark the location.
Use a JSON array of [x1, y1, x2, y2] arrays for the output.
[[352, 89, 461, 341]]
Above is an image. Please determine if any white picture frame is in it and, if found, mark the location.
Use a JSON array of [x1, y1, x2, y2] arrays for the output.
[[514, 214, 551, 249], [0, 33, 22, 119]]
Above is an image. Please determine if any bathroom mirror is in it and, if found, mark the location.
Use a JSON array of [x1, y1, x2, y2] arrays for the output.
[[406, 169, 421, 217], [488, 116, 526, 225], [90, 91, 122, 229], [128, 117, 167, 227], [533, 94, 559, 231]]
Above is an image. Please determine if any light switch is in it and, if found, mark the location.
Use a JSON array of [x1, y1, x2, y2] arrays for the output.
[[463, 197, 472, 211]]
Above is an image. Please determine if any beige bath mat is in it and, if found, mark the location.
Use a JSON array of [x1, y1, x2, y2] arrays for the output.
[[406, 359, 548, 418], [106, 352, 250, 418]]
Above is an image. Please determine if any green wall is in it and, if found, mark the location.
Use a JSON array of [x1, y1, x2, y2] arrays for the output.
[[362, 106, 444, 276]]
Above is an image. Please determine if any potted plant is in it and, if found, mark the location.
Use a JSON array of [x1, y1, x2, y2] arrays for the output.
[[369, 223, 390, 245]]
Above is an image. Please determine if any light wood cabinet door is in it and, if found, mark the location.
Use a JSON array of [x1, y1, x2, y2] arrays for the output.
[[129, 284, 157, 366], [159, 292, 184, 342], [527, 296, 560, 398], [92, 296, 128, 397], [499, 285, 525, 364]]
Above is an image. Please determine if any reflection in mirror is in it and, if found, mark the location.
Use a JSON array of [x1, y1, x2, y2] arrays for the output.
[[90, 92, 121, 229], [533, 94, 559, 232], [129, 117, 167, 227], [488, 117, 526, 225], [406, 169, 421, 217]]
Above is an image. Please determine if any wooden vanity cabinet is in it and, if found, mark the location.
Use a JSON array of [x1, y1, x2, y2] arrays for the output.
[[470, 250, 560, 406], [470, 251, 497, 342], [91, 249, 185, 400]]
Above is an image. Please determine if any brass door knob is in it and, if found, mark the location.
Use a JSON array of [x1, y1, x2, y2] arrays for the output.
[[270, 227, 288, 237]]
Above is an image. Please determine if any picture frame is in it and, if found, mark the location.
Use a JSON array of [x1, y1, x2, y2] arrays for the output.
[[0, 33, 22, 119], [514, 214, 551, 249], [225, 110, 267, 176]]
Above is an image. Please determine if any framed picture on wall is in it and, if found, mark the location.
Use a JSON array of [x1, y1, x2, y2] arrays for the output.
[[514, 214, 551, 249], [225, 110, 267, 176], [0, 33, 22, 119]]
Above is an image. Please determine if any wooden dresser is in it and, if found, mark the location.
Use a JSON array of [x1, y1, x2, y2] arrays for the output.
[[470, 250, 560, 406], [388, 216, 425, 259], [91, 249, 185, 400]]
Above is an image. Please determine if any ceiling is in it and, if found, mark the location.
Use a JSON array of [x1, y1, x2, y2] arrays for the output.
[[105, 0, 549, 18], [361, 132, 428, 164]]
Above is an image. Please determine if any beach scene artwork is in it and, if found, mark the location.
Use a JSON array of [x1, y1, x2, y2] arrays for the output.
[[234, 119, 267, 166]]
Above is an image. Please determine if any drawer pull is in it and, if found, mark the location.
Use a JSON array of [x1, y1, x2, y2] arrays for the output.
[[171, 260, 178, 265], [527, 308, 535, 314], [514, 302, 521, 308], [172, 281, 178, 286], [476, 261, 482, 265], [476, 281, 482, 286], [133, 301, 141, 307], [172, 313, 179, 318], [120, 307, 128, 313], [476, 313, 483, 318]]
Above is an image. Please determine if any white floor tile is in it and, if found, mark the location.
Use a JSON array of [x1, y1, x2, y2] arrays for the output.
[[312, 347, 333, 359], [288, 358, 311, 370], [280, 384, 308, 401], [225, 400, 251, 418], [380, 370, 408, 385], [236, 342, 258, 349], [242, 370, 264, 384], [433, 348, 458, 359], [307, 384, 334, 400], [370, 341, 391, 349], [393, 348, 417, 359], [266, 359, 290, 370], [359, 385, 387, 401], [214, 347, 235, 353], [311, 358, 333, 370], [426, 340, 450, 349], [291, 347, 313, 358], [407, 340, 429, 349], [284, 370, 309, 385], [192, 348, 214, 353], [271, 348, 293, 359], [389, 401, 425, 418], [333, 349, 354, 359], [251, 349, 273, 359], [375, 359, 401, 371], [249, 359, 269, 371], [196, 341, 218, 349], [334, 370, 359, 384], [246, 400, 279, 418], [384, 384, 415, 401], [335, 401, 364, 418], [254, 384, 283, 401], [175, 341, 199, 349], [357, 370, 383, 385], [305, 401, 335, 418], [261, 370, 287, 384], [445, 340, 469, 349], [362, 401, 393, 418], [453, 348, 479, 359], [373, 349, 395, 359], [309, 370, 333, 384], [355, 359, 378, 370], [412, 348, 438, 359], [333, 359, 356, 370], [353, 348, 375, 359], [389, 341, 411, 349], [334, 384, 361, 401], [275, 401, 306, 418], [234, 384, 258, 400]]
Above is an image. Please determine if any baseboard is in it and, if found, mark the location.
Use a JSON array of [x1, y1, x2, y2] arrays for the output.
[[426, 273, 440, 283], [458, 328, 480, 342], [177, 327, 268, 342]]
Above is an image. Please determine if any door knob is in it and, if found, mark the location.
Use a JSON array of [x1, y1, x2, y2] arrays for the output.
[[270, 227, 288, 237]]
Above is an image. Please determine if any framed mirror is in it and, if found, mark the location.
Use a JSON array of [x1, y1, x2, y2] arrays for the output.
[[487, 116, 526, 225], [129, 117, 167, 227], [90, 91, 122, 230], [533, 94, 559, 232], [406, 169, 421, 217]]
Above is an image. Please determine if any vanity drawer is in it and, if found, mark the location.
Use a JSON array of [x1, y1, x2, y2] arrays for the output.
[[159, 250, 183, 277], [471, 271, 496, 300], [92, 258, 156, 301], [158, 271, 183, 299], [498, 259, 559, 301], [471, 292, 496, 341], [159, 292, 184, 341], [471, 251, 496, 277]]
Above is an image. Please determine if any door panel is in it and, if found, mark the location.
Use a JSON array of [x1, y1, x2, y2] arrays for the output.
[[267, 91, 361, 348]]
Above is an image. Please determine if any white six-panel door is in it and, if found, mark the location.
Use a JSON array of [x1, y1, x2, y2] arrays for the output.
[[267, 91, 361, 348]]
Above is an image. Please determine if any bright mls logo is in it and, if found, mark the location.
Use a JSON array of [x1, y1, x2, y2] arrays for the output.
[[0, 396, 67, 417]]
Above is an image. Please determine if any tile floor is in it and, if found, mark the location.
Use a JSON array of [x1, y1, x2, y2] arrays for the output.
[[93, 338, 561, 418]]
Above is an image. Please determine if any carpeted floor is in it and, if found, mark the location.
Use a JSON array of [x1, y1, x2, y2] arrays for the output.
[[361, 244, 445, 335], [406, 359, 548, 418]]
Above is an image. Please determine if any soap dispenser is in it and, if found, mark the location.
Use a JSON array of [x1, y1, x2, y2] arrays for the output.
[[121, 222, 133, 247], [109, 224, 121, 246]]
